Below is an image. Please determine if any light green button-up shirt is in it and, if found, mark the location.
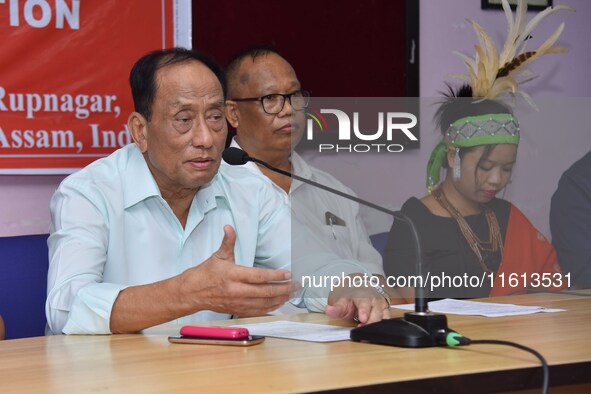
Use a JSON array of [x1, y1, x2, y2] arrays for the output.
[[46, 144, 293, 334]]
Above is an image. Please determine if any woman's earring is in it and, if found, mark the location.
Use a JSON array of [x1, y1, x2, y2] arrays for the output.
[[453, 148, 461, 181]]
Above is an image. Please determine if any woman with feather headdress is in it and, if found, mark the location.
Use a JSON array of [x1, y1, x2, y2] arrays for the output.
[[384, 0, 573, 299]]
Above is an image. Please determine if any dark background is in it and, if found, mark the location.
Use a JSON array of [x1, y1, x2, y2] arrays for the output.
[[192, 0, 419, 97]]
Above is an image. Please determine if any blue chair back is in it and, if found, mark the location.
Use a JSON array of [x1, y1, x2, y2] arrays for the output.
[[370, 232, 390, 258], [0, 234, 49, 339]]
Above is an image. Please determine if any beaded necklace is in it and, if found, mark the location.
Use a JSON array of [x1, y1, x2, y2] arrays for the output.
[[432, 187, 503, 274]]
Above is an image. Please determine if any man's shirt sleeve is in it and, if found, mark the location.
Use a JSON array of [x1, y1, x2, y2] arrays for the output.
[[46, 181, 126, 335]]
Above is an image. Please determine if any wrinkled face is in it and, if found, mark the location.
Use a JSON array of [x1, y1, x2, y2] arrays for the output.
[[453, 144, 517, 203], [227, 53, 306, 159], [132, 60, 227, 194]]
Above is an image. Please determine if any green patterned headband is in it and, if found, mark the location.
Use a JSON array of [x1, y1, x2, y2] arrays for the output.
[[426, 113, 520, 192]]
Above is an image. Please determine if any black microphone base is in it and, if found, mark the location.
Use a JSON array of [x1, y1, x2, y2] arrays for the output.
[[350, 312, 450, 347]]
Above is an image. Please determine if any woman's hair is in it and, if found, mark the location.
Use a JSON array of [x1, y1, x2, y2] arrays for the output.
[[434, 84, 513, 135], [424, 1, 570, 192], [435, 84, 514, 170]]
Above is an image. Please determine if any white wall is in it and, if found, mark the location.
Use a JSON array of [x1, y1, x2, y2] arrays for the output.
[[0, 175, 65, 236], [420, 0, 591, 238], [1, 0, 590, 238], [301, 0, 591, 239], [420, 0, 591, 97]]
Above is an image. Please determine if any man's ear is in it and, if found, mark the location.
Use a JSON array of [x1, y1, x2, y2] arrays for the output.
[[128, 112, 148, 153], [225, 100, 239, 128]]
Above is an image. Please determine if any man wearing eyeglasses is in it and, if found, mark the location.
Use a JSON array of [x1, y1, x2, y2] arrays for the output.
[[224, 48, 396, 325]]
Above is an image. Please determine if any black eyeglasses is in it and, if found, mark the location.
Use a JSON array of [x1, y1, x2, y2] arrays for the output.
[[229, 90, 310, 114]]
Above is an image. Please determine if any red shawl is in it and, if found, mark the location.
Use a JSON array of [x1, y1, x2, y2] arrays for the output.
[[491, 204, 565, 296]]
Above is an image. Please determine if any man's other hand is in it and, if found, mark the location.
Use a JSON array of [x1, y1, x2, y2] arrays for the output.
[[325, 274, 391, 325]]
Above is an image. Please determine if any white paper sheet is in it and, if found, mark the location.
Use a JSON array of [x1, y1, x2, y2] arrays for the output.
[[393, 298, 565, 317], [231, 321, 352, 342]]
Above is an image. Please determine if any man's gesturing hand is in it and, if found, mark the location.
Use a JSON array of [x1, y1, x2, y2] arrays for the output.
[[179, 225, 297, 317]]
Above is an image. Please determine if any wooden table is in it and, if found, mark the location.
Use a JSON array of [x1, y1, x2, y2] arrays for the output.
[[1, 292, 590, 393]]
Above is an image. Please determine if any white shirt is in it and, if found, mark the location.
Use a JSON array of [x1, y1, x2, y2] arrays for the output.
[[226, 139, 384, 277], [47, 144, 296, 334], [47, 144, 376, 334]]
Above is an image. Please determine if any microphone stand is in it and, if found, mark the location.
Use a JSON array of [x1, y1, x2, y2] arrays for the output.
[[228, 148, 463, 347]]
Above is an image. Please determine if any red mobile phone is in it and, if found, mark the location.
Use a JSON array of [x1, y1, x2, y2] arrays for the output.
[[168, 335, 265, 347], [179, 325, 250, 339]]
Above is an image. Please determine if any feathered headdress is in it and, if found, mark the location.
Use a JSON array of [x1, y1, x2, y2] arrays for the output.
[[426, 0, 574, 192], [449, 0, 574, 105]]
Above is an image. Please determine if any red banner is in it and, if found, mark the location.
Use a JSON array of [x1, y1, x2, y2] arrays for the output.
[[0, 0, 191, 174]]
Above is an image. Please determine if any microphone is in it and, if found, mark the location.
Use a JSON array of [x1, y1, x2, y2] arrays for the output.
[[223, 147, 467, 347], [222, 146, 250, 165]]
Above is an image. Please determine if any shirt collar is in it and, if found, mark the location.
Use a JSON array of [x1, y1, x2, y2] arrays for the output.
[[290, 151, 313, 180], [229, 137, 314, 192], [123, 145, 162, 209], [123, 145, 225, 211]]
